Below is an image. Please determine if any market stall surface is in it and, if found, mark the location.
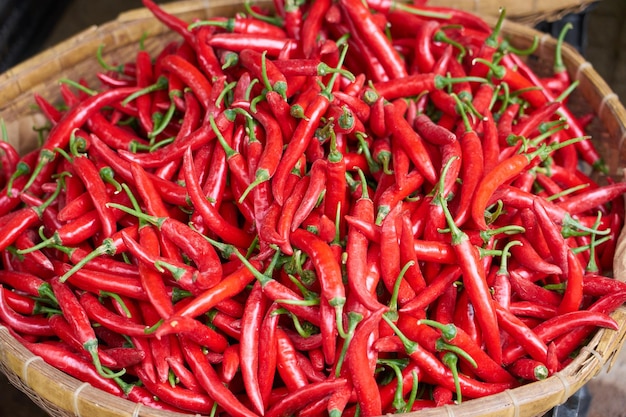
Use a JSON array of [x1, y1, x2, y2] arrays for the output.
[[1, 0, 626, 416]]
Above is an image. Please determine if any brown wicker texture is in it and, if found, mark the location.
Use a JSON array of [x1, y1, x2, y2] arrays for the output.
[[0, 1, 626, 417], [429, 0, 600, 24]]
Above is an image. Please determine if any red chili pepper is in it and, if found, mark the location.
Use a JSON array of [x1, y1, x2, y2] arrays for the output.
[[508, 236, 563, 276], [24, 86, 139, 192], [504, 310, 618, 365], [299, 0, 331, 57], [93, 145, 181, 205], [258, 303, 280, 405], [437, 158, 502, 364], [340, 0, 407, 79], [0, 285, 55, 336], [553, 290, 626, 361], [182, 147, 253, 248], [290, 228, 345, 313], [283, 0, 303, 40], [472, 146, 549, 230], [240, 281, 267, 414], [508, 358, 549, 381], [191, 15, 286, 38], [266, 379, 348, 417], [54, 261, 148, 300], [509, 268, 561, 305], [1, 290, 38, 315], [291, 159, 328, 231], [270, 81, 333, 205], [135, 366, 215, 414], [557, 181, 626, 215], [48, 314, 119, 369], [384, 101, 437, 185], [452, 96, 484, 227], [346, 178, 388, 312], [0, 180, 61, 252], [0, 269, 55, 301], [347, 308, 384, 416], [50, 277, 117, 378], [78, 292, 149, 337], [33, 93, 64, 123], [132, 227, 174, 318], [276, 325, 310, 391], [384, 315, 516, 398], [208, 33, 291, 57], [557, 251, 585, 315], [22, 339, 125, 397], [71, 154, 118, 238], [495, 304, 549, 365]]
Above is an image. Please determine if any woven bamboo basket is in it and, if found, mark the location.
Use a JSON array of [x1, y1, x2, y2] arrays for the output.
[[429, 0, 600, 24], [1, 1, 626, 417]]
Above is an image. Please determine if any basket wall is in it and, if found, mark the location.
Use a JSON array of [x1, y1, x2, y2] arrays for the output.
[[429, 0, 600, 24], [0, 1, 625, 417]]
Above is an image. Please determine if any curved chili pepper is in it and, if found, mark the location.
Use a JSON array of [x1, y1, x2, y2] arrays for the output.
[[348, 308, 384, 416], [0, 285, 55, 336], [532, 197, 569, 271], [23, 339, 125, 397], [384, 101, 437, 184], [87, 133, 188, 206], [135, 366, 215, 414], [495, 304, 549, 365], [384, 315, 516, 398], [0, 177, 62, 252], [452, 95, 484, 227], [557, 181, 626, 215], [181, 337, 258, 417], [258, 303, 280, 405], [291, 159, 328, 231], [340, 0, 407, 79], [553, 290, 626, 361], [50, 277, 121, 378], [24, 86, 139, 192], [346, 175, 388, 311], [109, 203, 223, 290], [472, 146, 550, 230], [48, 314, 119, 369], [78, 292, 148, 337], [290, 228, 345, 322], [438, 158, 502, 364], [508, 358, 549, 381], [182, 146, 253, 248], [54, 261, 148, 300], [208, 33, 291, 57], [508, 236, 563, 276], [240, 281, 266, 414], [266, 378, 348, 417], [191, 15, 286, 38], [504, 310, 618, 365]]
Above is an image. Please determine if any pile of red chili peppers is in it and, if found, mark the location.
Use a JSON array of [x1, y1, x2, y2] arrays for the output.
[[1, 0, 626, 415]]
